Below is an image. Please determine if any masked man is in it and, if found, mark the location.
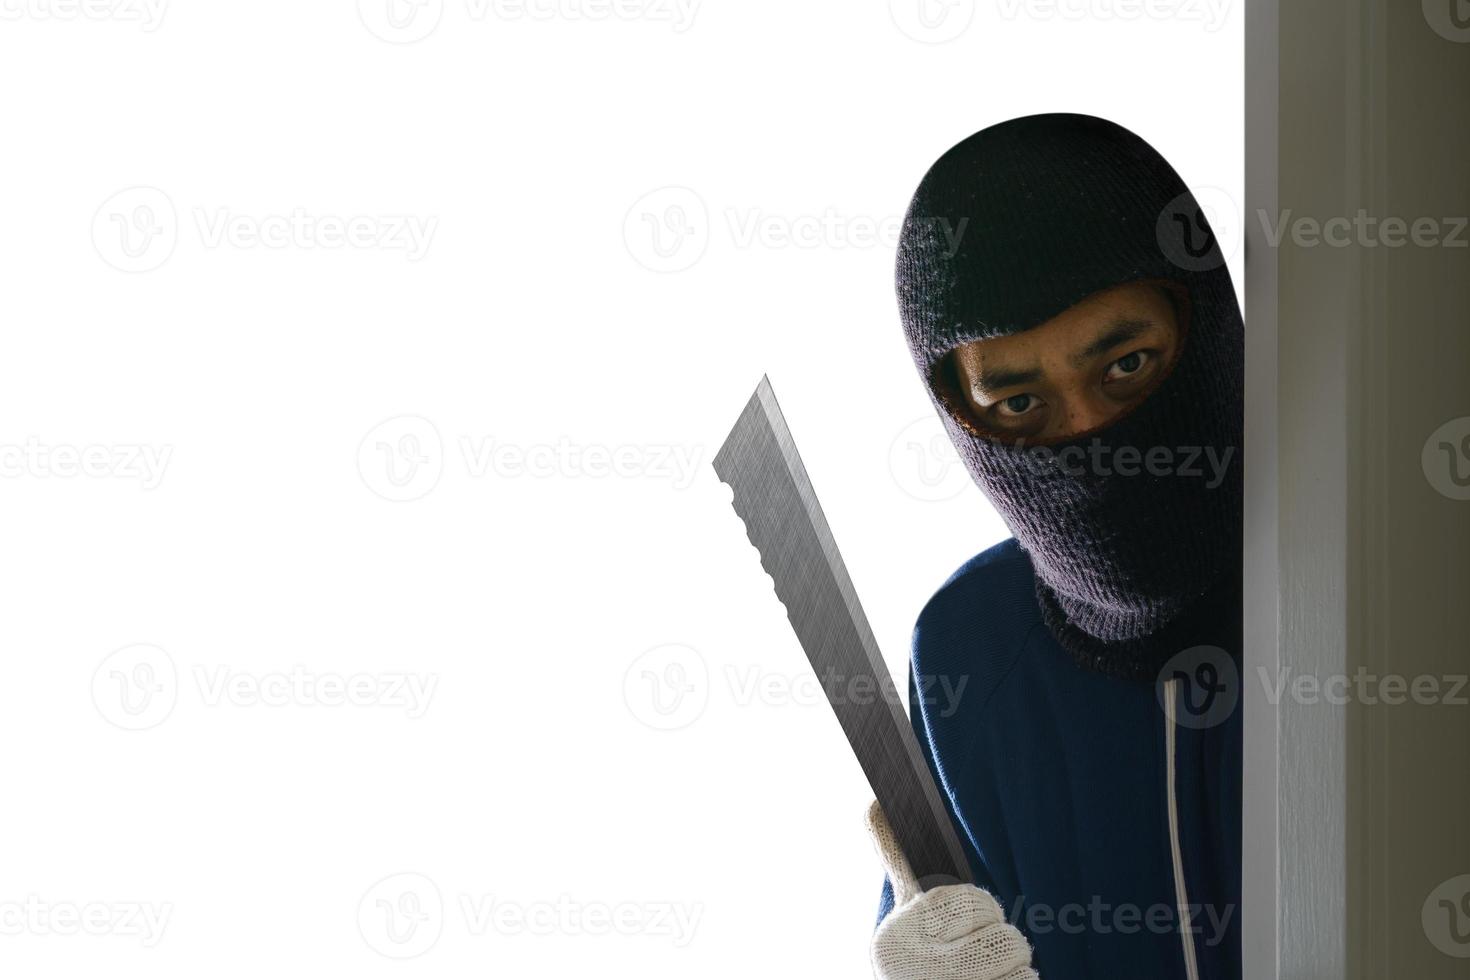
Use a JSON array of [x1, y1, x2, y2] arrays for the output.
[[867, 113, 1243, 980]]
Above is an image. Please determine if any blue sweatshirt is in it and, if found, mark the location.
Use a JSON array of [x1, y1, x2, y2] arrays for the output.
[[876, 538, 1241, 980]]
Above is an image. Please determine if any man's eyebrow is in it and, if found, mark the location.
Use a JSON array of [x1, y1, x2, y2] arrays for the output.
[[1069, 319, 1151, 367], [974, 364, 1043, 392]]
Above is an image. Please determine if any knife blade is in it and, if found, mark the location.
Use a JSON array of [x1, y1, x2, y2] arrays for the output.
[[712, 375, 973, 891]]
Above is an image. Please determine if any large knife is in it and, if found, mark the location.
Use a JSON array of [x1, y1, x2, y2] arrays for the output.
[[713, 375, 973, 891]]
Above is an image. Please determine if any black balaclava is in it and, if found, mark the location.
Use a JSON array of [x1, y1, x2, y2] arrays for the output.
[[896, 113, 1243, 681]]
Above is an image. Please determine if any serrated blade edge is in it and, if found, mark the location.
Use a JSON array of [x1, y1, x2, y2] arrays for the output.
[[712, 375, 972, 890]]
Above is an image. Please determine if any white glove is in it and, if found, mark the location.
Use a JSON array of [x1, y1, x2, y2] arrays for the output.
[[867, 800, 1039, 980]]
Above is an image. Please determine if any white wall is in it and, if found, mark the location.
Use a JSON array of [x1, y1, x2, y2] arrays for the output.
[[0, 3, 1240, 976]]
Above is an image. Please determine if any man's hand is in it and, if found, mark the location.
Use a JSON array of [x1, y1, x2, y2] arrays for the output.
[[867, 801, 1038, 980]]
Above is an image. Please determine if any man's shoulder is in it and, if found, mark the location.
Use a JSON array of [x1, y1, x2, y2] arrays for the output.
[[935, 537, 1034, 594], [911, 538, 1045, 703], [917, 537, 1040, 634]]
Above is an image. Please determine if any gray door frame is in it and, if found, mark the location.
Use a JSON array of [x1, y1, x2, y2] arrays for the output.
[[1244, 1, 1470, 976]]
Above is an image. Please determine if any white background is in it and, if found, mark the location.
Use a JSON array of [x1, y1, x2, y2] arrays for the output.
[[0, 1, 1240, 976]]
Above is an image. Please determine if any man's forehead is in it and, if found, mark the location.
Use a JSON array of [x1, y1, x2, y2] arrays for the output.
[[960, 311, 1159, 363]]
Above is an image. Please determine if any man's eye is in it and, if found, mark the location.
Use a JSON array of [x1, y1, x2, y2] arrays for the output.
[[997, 393, 1041, 417], [1105, 350, 1150, 381]]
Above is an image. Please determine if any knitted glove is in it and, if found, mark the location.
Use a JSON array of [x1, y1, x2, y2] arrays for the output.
[[867, 800, 1039, 980]]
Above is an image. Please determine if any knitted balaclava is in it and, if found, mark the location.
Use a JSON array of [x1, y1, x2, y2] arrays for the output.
[[896, 113, 1243, 680]]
